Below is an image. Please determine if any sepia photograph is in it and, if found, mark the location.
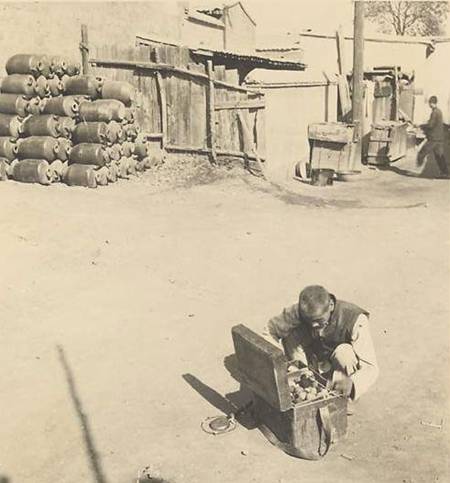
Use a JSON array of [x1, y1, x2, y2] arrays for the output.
[[0, 0, 448, 482]]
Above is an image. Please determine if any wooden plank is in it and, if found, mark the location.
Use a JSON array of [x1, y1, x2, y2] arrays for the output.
[[215, 99, 265, 110], [89, 58, 209, 81], [255, 108, 266, 159], [89, 58, 263, 94], [206, 60, 217, 163], [336, 25, 347, 75], [155, 72, 167, 148], [188, 63, 207, 148], [217, 88, 228, 151], [337, 74, 352, 120], [165, 144, 265, 162], [232, 91, 246, 152]]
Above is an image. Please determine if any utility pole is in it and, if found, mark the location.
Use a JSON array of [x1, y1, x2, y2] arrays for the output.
[[352, 1, 364, 160]]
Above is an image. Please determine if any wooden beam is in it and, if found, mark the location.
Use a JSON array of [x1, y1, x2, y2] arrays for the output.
[[299, 31, 433, 46], [89, 58, 263, 95], [143, 132, 163, 139], [214, 79, 262, 94], [206, 60, 217, 164], [165, 144, 265, 162], [215, 99, 265, 110], [352, 1, 365, 155], [186, 11, 225, 29], [80, 25, 89, 75], [336, 25, 347, 75], [154, 73, 167, 147], [248, 81, 336, 89], [89, 58, 209, 81]]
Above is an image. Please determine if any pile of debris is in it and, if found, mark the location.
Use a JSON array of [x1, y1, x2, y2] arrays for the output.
[[0, 53, 158, 188]]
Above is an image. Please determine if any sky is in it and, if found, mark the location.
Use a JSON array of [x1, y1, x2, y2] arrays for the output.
[[194, 0, 450, 39]]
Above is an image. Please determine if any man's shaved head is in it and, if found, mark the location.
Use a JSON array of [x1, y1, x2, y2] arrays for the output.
[[298, 285, 331, 319]]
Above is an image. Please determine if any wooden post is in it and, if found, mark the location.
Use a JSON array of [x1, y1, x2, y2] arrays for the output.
[[237, 111, 265, 177], [393, 66, 399, 121], [80, 24, 89, 75], [352, 1, 365, 150], [206, 60, 217, 164], [336, 25, 347, 75]]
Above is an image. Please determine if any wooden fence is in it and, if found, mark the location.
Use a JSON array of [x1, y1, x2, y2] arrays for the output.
[[89, 42, 266, 171]]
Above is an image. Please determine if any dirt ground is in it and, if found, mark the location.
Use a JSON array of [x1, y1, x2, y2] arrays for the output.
[[0, 156, 449, 483]]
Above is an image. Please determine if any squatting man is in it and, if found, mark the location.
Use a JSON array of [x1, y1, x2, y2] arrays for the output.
[[264, 285, 378, 406]]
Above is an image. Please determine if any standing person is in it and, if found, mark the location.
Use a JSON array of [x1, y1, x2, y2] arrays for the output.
[[419, 96, 449, 179], [265, 285, 378, 404]]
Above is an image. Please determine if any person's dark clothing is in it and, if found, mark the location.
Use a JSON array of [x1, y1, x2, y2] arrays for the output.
[[425, 107, 445, 142], [420, 107, 449, 176]]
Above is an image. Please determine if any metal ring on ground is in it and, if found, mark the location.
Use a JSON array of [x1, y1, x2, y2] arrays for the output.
[[201, 415, 237, 435]]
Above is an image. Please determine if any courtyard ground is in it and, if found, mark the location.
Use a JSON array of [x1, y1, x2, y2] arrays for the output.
[[0, 158, 448, 483]]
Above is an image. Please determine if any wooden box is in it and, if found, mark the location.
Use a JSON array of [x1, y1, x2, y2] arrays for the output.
[[367, 121, 408, 165], [308, 122, 357, 173], [232, 324, 347, 459]]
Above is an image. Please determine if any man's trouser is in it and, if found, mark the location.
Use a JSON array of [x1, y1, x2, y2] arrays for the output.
[[418, 140, 449, 176]]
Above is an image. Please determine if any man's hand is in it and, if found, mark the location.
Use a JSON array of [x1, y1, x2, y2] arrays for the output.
[[332, 375, 354, 398]]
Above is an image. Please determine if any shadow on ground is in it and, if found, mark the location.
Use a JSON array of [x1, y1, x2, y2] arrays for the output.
[[183, 369, 256, 430], [57, 345, 109, 483]]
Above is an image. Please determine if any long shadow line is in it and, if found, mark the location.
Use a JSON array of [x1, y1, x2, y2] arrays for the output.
[[57, 345, 109, 483]]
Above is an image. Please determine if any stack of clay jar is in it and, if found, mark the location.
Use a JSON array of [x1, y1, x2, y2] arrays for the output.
[[0, 53, 81, 185], [64, 74, 148, 188]]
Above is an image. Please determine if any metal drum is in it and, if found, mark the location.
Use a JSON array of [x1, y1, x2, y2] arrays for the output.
[[22, 114, 60, 137], [49, 56, 68, 76], [0, 114, 23, 137], [64, 75, 103, 98], [127, 157, 138, 176], [63, 163, 98, 188], [26, 97, 44, 115], [122, 108, 136, 124], [72, 122, 108, 144], [17, 136, 60, 162], [69, 143, 109, 166], [5, 54, 50, 77], [12, 159, 53, 185], [78, 99, 126, 122], [47, 76, 65, 97], [34, 76, 49, 98], [64, 61, 81, 77], [123, 122, 140, 141], [42, 96, 83, 117], [57, 117, 76, 138], [106, 144, 122, 162], [117, 157, 130, 179], [0, 137, 19, 160], [0, 74, 36, 96], [107, 163, 118, 183], [106, 121, 122, 144], [48, 159, 67, 182], [101, 80, 135, 106], [133, 142, 148, 160], [121, 141, 135, 157], [56, 138, 72, 161], [0, 94, 30, 116], [0, 157, 8, 180]]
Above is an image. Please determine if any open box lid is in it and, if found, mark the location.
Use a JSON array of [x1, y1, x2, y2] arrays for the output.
[[232, 324, 292, 412]]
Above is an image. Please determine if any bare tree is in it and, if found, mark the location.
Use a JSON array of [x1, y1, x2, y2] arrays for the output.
[[365, 1, 449, 36]]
